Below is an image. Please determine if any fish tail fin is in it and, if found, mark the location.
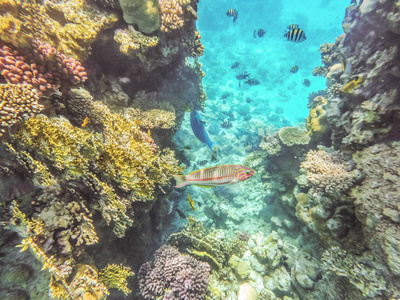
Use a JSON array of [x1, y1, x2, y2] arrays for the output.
[[173, 175, 187, 188]]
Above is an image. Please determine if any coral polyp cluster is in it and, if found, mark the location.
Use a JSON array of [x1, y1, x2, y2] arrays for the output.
[[0, 83, 42, 135]]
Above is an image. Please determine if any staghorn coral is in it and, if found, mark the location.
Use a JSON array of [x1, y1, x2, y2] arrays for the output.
[[300, 150, 355, 194], [114, 25, 159, 55], [0, 83, 43, 136], [99, 264, 135, 295], [139, 244, 210, 300], [278, 126, 311, 146]]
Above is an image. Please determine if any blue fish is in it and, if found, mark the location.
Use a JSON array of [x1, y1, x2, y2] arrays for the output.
[[190, 110, 216, 151]]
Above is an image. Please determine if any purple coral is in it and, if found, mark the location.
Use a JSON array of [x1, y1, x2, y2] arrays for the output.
[[139, 245, 210, 300]]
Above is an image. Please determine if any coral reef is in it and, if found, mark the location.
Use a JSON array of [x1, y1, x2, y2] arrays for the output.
[[138, 244, 210, 300], [114, 25, 159, 54], [0, 0, 118, 60]]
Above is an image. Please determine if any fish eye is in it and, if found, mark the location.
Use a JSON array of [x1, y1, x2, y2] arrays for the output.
[[246, 170, 250, 174]]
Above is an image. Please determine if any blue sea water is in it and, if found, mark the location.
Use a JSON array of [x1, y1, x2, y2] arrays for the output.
[[172, 0, 350, 233]]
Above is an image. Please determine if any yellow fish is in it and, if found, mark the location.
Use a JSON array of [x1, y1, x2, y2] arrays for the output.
[[187, 193, 196, 211], [342, 76, 362, 93], [81, 117, 90, 127]]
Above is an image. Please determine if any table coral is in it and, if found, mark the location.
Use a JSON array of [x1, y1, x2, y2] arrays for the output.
[[0, 83, 43, 136], [300, 150, 355, 194]]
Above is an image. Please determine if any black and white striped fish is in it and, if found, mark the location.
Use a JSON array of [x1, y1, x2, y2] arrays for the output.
[[286, 24, 299, 31], [231, 61, 240, 69], [244, 79, 260, 86], [284, 28, 306, 43], [290, 66, 299, 73], [226, 9, 238, 24], [221, 120, 233, 128]]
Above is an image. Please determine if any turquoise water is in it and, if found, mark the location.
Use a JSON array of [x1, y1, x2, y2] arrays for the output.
[[172, 1, 350, 234], [197, 0, 349, 124]]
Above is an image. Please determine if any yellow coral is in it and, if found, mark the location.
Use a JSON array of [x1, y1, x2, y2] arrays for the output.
[[0, 83, 43, 136], [114, 25, 158, 54], [16, 114, 101, 178], [306, 98, 329, 138], [126, 107, 176, 129], [99, 264, 134, 295]]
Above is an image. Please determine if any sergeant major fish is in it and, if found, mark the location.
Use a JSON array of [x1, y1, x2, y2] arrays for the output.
[[285, 24, 299, 31], [226, 9, 238, 25], [236, 71, 250, 87], [244, 79, 260, 86], [302, 79, 311, 87], [231, 62, 240, 69], [254, 28, 266, 38], [290, 66, 299, 73], [284, 28, 306, 43], [173, 164, 255, 188]]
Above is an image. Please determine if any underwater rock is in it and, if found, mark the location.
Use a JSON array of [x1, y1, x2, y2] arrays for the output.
[[264, 265, 291, 293]]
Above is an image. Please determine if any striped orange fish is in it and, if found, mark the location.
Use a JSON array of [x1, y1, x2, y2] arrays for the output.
[[173, 165, 255, 188]]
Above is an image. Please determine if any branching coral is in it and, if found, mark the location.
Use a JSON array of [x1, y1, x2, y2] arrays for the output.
[[138, 244, 210, 300], [97, 109, 183, 197], [328, 83, 343, 98], [0, 83, 43, 135], [16, 114, 101, 178], [99, 264, 135, 295], [306, 97, 329, 138], [312, 65, 328, 77], [300, 150, 355, 193]]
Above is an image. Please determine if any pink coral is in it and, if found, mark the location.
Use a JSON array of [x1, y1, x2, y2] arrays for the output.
[[139, 245, 210, 300], [0, 41, 87, 95]]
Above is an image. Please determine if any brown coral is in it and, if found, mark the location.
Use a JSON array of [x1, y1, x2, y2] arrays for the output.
[[114, 25, 158, 55], [300, 150, 355, 193]]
